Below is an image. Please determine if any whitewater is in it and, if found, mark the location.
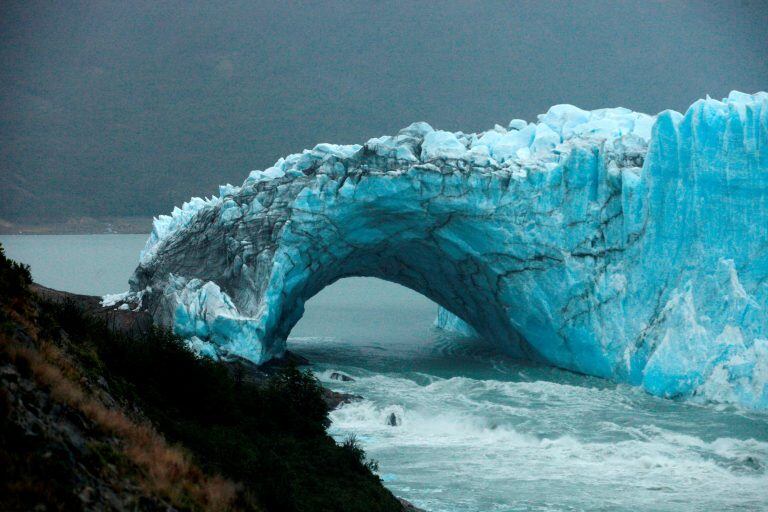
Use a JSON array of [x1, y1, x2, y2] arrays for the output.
[[294, 278, 768, 512]]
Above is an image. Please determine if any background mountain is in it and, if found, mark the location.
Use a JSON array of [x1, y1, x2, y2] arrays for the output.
[[1, 0, 766, 225]]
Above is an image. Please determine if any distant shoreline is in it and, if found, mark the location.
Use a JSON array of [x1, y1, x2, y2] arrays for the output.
[[0, 216, 153, 235]]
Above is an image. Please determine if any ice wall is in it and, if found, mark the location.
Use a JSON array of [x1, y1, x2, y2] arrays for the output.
[[126, 92, 768, 409]]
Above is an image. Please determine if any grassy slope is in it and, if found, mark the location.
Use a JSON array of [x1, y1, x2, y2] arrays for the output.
[[0, 244, 404, 511]]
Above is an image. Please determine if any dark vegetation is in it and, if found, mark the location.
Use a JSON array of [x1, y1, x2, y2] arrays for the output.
[[43, 304, 395, 511], [0, 244, 403, 511], [0, 245, 32, 298]]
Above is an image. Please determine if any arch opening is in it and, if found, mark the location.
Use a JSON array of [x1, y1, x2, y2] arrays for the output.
[[265, 238, 533, 362], [289, 277, 439, 345]]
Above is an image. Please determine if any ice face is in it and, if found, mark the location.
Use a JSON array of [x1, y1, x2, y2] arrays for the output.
[[127, 91, 768, 409]]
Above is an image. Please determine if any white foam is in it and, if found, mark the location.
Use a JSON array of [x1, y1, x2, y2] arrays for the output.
[[323, 370, 768, 511]]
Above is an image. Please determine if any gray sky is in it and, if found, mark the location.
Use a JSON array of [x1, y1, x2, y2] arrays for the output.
[[1, 0, 766, 221]]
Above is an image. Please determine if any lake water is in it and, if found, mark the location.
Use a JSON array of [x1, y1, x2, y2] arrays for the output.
[[2, 234, 767, 512]]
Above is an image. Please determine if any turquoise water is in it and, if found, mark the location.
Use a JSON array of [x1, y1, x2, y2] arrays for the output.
[[2, 235, 767, 511]]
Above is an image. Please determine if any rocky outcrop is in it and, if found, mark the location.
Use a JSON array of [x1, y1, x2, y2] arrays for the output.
[[32, 284, 153, 338]]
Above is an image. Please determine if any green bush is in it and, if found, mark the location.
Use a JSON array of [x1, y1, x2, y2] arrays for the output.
[[0, 244, 32, 302], [38, 298, 401, 512]]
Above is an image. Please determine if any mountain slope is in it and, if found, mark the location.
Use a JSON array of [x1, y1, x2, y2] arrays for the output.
[[0, 245, 409, 511]]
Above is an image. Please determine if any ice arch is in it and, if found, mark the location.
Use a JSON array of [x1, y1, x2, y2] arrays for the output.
[[127, 92, 768, 408]]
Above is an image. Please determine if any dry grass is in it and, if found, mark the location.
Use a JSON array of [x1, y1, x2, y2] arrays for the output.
[[3, 338, 241, 512]]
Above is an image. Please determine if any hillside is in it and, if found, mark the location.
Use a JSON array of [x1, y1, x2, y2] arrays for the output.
[[0, 245, 415, 511]]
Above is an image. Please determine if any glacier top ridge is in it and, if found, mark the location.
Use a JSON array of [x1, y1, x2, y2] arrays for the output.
[[124, 91, 768, 410]]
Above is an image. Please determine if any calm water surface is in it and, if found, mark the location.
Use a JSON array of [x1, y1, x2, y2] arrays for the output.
[[2, 234, 767, 512], [1, 234, 148, 295]]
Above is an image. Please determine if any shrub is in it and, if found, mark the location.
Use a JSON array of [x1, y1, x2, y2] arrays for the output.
[[36, 298, 402, 512], [0, 243, 32, 302], [342, 434, 380, 473]]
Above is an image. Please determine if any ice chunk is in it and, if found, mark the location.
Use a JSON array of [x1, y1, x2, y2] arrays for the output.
[[421, 130, 467, 160]]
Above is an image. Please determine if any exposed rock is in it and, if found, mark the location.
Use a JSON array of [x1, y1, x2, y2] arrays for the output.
[[32, 283, 153, 338], [260, 350, 311, 370], [321, 388, 362, 410], [397, 497, 426, 512], [330, 372, 355, 382]]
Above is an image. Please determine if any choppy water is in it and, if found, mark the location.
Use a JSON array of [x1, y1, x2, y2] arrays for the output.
[[3, 235, 767, 511], [293, 280, 768, 511]]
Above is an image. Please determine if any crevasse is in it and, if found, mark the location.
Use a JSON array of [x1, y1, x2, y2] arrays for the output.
[[124, 91, 768, 409]]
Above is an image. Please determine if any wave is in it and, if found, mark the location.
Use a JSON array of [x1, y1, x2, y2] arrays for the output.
[[323, 371, 768, 482], [313, 356, 768, 510]]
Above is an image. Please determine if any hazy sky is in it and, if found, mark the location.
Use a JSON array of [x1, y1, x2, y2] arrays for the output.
[[1, 0, 766, 221]]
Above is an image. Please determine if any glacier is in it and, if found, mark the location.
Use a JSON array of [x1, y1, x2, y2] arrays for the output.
[[125, 91, 768, 409]]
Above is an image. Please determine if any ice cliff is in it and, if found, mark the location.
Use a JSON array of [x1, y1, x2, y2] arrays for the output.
[[126, 91, 768, 409]]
